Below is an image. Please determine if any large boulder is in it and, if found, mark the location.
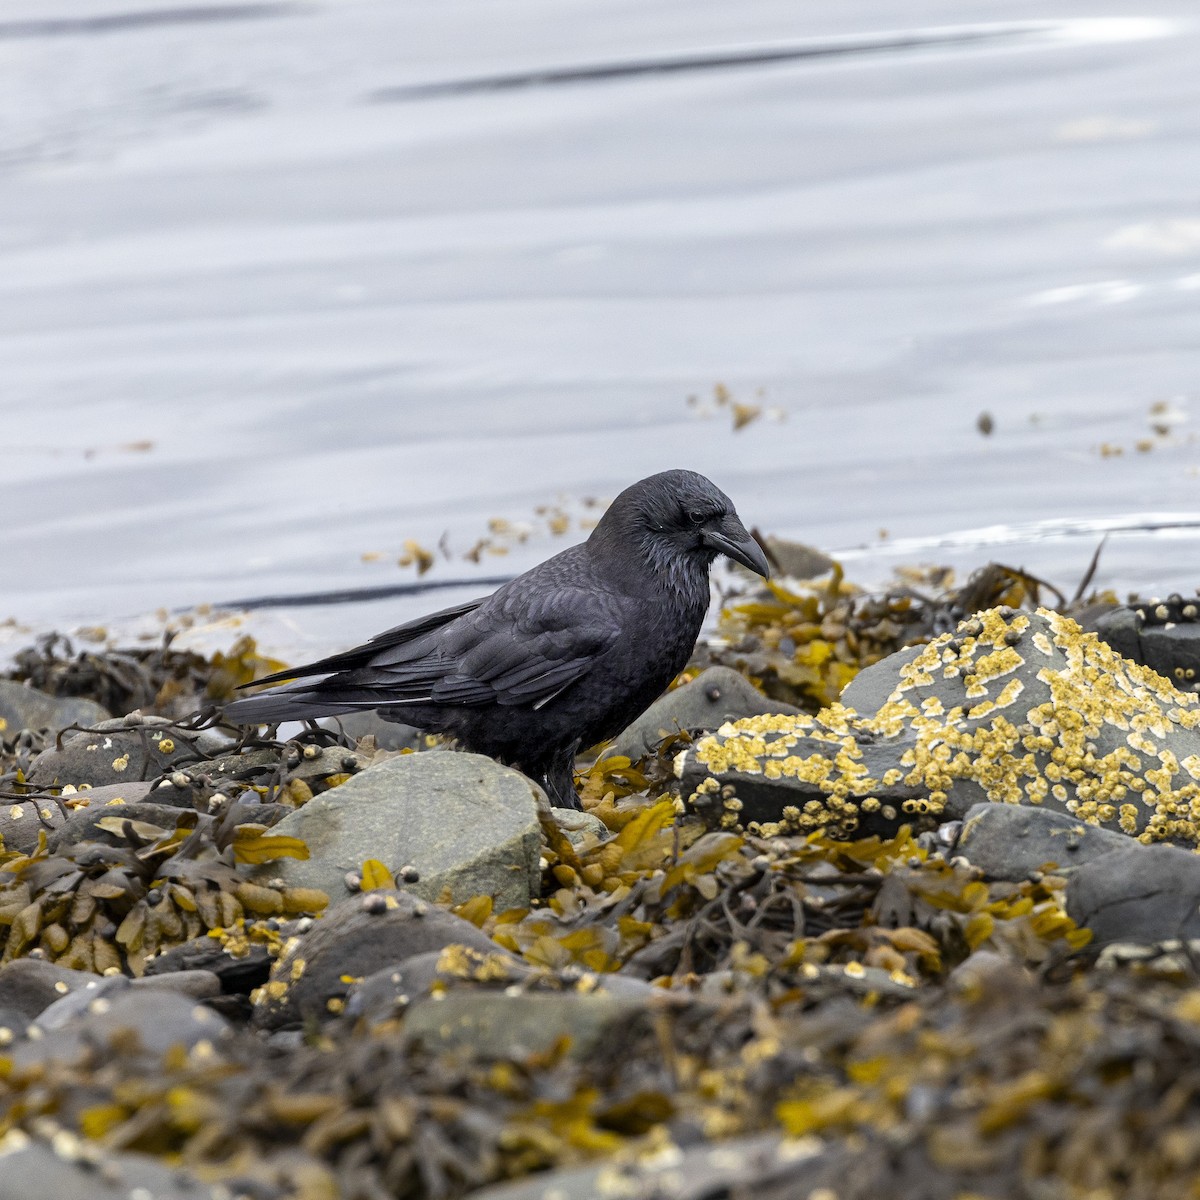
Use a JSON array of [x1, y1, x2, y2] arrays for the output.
[[249, 751, 542, 911], [678, 607, 1200, 844]]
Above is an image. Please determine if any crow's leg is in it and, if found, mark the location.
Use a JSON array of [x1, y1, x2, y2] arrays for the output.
[[529, 742, 582, 810]]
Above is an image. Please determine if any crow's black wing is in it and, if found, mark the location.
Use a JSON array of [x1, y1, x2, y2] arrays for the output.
[[327, 584, 625, 711], [242, 596, 486, 689]]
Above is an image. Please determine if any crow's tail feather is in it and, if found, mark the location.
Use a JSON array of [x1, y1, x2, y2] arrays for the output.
[[222, 687, 365, 726]]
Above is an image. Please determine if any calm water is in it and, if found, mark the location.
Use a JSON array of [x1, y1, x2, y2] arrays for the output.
[[2, 0, 1199, 662]]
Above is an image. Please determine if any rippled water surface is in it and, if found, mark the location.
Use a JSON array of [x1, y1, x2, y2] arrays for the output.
[[2, 0, 1199, 660]]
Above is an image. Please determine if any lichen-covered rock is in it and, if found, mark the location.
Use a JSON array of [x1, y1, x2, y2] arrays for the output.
[[27, 717, 198, 788], [610, 666, 798, 762], [678, 607, 1200, 845], [251, 888, 497, 1029], [0, 680, 110, 736], [954, 802, 1131, 882], [250, 751, 542, 910]]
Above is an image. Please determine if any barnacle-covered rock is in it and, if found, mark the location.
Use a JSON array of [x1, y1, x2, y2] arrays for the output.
[[1092, 594, 1200, 693], [680, 607, 1200, 845]]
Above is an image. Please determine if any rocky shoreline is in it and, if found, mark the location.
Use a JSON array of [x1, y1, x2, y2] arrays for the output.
[[3, 558, 1200, 1198]]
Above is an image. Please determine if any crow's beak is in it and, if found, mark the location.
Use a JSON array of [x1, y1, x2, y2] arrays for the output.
[[702, 516, 771, 578]]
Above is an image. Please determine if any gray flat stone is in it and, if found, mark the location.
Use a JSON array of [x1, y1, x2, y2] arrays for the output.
[[48, 801, 204, 851], [0, 679, 110, 736], [1067, 842, 1200, 946], [611, 666, 798, 761], [249, 751, 542, 910], [956, 802, 1132, 881], [0, 795, 68, 852]]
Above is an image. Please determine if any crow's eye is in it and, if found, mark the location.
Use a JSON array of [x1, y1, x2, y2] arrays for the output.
[[688, 509, 708, 526]]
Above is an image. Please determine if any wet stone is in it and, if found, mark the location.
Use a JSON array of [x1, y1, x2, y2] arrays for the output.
[[610, 665, 799, 762], [0, 679, 110, 737], [679, 608, 1200, 845], [955, 802, 1132, 882], [12, 986, 232, 1069], [249, 751, 542, 911], [1067, 842, 1200, 947], [251, 888, 496, 1030], [0, 959, 107, 1021], [0, 1136, 220, 1200], [27, 719, 199, 788]]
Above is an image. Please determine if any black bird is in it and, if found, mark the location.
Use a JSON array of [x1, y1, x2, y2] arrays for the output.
[[222, 470, 769, 808]]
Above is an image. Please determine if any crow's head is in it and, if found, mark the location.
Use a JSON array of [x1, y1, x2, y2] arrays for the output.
[[595, 469, 770, 593]]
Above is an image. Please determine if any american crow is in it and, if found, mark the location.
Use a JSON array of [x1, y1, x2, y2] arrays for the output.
[[223, 470, 769, 808]]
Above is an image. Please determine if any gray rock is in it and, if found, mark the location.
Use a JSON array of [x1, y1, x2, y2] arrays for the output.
[[0, 679, 110, 736], [345, 946, 532, 1023], [49, 802, 205, 852], [13, 987, 232, 1068], [346, 947, 656, 1026], [130, 969, 222, 1000], [249, 751, 542, 910], [27, 718, 198, 788], [34, 975, 131, 1031], [1067, 842, 1200, 946], [0, 1137, 219, 1200], [401, 989, 665, 1061], [252, 888, 497, 1029], [548, 807, 608, 846], [470, 1133, 870, 1200], [0, 959, 106, 1021], [0, 796, 68, 852], [955, 802, 1132, 881], [679, 608, 1200, 845], [144, 933, 274, 994], [610, 666, 798, 762], [323, 709, 424, 751]]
